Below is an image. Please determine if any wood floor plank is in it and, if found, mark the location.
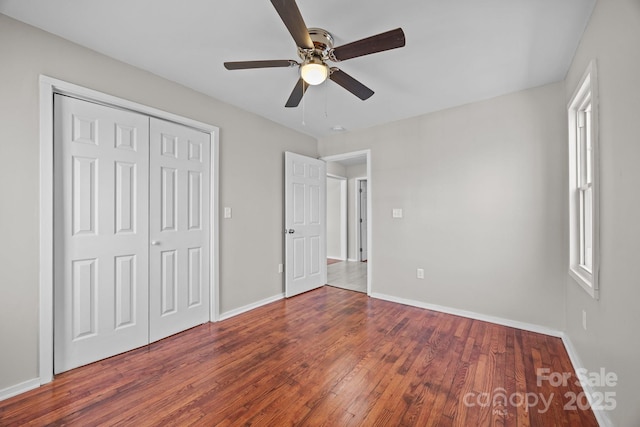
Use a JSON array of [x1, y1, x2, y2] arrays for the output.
[[0, 286, 599, 426]]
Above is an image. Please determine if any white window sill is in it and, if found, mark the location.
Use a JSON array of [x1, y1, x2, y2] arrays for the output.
[[569, 266, 599, 299]]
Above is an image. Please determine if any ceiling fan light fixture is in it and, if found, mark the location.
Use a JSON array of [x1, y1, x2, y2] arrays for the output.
[[300, 58, 328, 85], [223, 1, 406, 108]]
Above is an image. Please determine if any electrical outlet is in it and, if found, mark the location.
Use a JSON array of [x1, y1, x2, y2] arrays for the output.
[[278, 263, 283, 273], [582, 310, 587, 331], [417, 268, 424, 279], [393, 208, 403, 218], [224, 207, 232, 219]]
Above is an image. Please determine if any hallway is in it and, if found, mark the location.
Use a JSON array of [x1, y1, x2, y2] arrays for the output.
[[326, 260, 367, 293]]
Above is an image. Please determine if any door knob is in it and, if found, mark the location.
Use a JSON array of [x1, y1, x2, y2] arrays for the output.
[[288, 229, 295, 234], [151, 241, 160, 246]]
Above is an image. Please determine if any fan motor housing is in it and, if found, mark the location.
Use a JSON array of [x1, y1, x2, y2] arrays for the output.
[[299, 27, 334, 61]]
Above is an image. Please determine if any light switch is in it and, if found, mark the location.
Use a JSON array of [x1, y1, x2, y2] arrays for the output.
[[392, 208, 403, 218], [224, 207, 232, 219]]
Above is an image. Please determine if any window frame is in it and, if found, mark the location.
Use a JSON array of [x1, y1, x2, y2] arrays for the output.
[[567, 60, 599, 299]]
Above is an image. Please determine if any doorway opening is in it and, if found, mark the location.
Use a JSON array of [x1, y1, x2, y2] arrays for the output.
[[321, 150, 371, 295]]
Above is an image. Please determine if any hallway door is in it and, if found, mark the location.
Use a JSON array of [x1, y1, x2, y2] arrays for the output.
[[284, 152, 326, 297]]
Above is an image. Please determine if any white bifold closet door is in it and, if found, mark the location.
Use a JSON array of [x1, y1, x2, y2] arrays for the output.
[[54, 94, 210, 374], [148, 118, 210, 342]]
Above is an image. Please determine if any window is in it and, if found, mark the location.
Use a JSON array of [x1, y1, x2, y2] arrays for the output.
[[568, 60, 599, 299]]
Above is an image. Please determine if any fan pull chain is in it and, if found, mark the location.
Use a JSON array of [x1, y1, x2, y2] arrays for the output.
[[324, 79, 329, 118], [301, 90, 306, 126]]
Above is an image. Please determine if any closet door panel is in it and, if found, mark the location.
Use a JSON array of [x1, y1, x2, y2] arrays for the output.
[[54, 94, 150, 374], [149, 118, 210, 342]]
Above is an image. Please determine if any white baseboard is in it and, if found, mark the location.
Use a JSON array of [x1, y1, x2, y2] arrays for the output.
[[0, 378, 40, 402], [560, 333, 613, 427], [347, 258, 358, 262], [370, 292, 562, 337], [218, 293, 284, 321]]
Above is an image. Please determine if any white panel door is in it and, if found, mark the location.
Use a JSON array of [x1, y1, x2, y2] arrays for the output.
[[149, 118, 210, 342], [285, 152, 326, 297], [54, 94, 150, 373]]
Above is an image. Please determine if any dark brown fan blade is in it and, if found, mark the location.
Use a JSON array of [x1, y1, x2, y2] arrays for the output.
[[270, 0, 314, 49], [331, 28, 406, 62], [285, 78, 309, 108], [329, 68, 374, 100], [224, 60, 296, 70]]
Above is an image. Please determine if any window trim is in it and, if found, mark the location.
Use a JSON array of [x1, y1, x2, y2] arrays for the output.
[[567, 60, 599, 299]]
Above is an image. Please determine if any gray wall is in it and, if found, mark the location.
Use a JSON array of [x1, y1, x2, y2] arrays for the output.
[[564, 0, 640, 425], [319, 82, 567, 330], [327, 161, 366, 261], [326, 161, 346, 177], [326, 176, 343, 259], [3, 2, 639, 423], [346, 164, 367, 261], [0, 14, 316, 392]]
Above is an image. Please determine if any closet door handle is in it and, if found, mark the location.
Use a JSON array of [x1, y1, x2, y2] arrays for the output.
[[151, 241, 160, 246]]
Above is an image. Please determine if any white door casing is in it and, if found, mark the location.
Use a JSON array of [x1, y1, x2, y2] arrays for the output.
[[285, 152, 326, 297], [53, 94, 150, 373], [149, 118, 211, 342]]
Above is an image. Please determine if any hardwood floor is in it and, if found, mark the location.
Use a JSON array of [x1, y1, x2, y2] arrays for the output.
[[0, 286, 598, 426]]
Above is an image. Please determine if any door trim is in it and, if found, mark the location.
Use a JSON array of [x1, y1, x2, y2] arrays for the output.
[[38, 75, 220, 384], [320, 150, 372, 295]]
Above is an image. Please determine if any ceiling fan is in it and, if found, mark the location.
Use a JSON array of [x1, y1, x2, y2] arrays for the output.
[[224, 0, 406, 108]]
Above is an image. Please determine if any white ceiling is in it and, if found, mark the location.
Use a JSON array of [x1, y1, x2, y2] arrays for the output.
[[0, 0, 595, 139]]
